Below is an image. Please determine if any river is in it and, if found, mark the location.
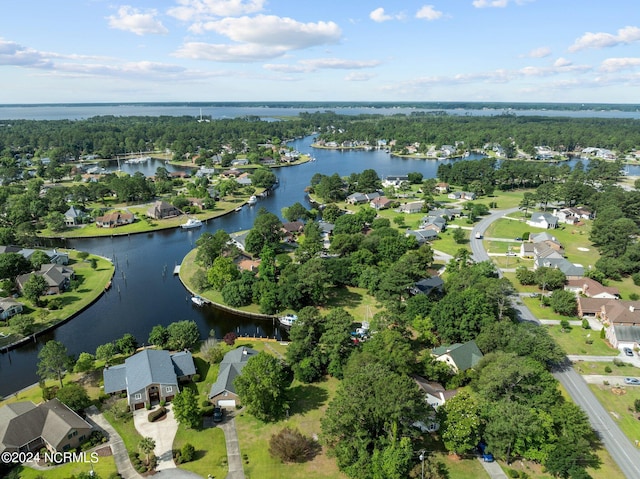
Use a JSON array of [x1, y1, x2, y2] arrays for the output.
[[1, 123, 639, 397]]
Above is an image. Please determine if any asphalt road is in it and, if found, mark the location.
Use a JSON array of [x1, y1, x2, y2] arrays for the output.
[[472, 207, 640, 478]]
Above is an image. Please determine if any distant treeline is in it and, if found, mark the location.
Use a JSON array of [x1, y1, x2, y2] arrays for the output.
[[1, 112, 639, 163]]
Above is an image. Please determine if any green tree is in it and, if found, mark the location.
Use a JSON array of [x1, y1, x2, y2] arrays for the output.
[[207, 256, 240, 290], [29, 250, 50, 270], [116, 333, 138, 355], [148, 324, 169, 348], [195, 230, 231, 268], [371, 436, 414, 479], [73, 352, 95, 373], [22, 274, 48, 305], [167, 320, 200, 350], [452, 227, 465, 244], [282, 202, 309, 222], [9, 314, 35, 336], [234, 352, 290, 421], [95, 342, 117, 364], [138, 436, 156, 465], [37, 340, 71, 388], [438, 390, 481, 455], [173, 388, 200, 429], [549, 289, 578, 316], [245, 208, 283, 255], [56, 382, 91, 412]]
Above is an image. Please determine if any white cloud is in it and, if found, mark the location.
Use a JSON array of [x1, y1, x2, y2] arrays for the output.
[[195, 15, 341, 49], [345, 72, 374, 81], [167, 0, 266, 22], [0, 39, 53, 68], [525, 47, 551, 58], [369, 7, 405, 22], [553, 57, 572, 67], [174, 42, 289, 62], [600, 57, 640, 72], [264, 58, 380, 73], [415, 5, 443, 21], [569, 26, 640, 52], [107, 6, 168, 36]]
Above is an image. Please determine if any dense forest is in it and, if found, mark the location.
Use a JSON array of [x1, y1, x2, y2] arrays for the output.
[[1, 112, 639, 165]]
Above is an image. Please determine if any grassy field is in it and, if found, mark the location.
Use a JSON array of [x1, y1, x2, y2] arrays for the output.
[[545, 324, 619, 356], [574, 360, 640, 376], [16, 456, 118, 479], [174, 423, 228, 478], [589, 383, 640, 445]]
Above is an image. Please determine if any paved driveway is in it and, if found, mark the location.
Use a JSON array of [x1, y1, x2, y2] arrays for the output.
[[133, 404, 178, 471]]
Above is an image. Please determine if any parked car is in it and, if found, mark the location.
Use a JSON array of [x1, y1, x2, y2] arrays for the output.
[[625, 377, 640, 385], [624, 347, 634, 357], [213, 406, 223, 422], [515, 237, 522, 241], [483, 452, 495, 462]]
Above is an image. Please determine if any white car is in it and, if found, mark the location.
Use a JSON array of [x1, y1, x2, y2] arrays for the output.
[[624, 377, 640, 385]]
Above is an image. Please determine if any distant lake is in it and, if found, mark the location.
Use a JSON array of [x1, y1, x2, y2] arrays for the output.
[[1, 103, 640, 120]]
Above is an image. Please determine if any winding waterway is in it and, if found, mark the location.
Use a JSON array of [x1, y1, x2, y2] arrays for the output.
[[2, 120, 639, 397]]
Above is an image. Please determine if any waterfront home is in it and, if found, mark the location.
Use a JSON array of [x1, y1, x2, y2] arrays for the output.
[[147, 200, 181, 220], [16, 264, 74, 295], [0, 297, 23, 320], [209, 347, 259, 408], [381, 175, 409, 188], [229, 231, 250, 251], [95, 211, 134, 228], [103, 349, 196, 410], [63, 206, 88, 227], [0, 399, 92, 454], [346, 192, 381, 205]]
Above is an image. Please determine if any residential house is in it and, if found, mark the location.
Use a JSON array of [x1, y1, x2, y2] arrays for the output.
[[431, 340, 483, 373], [565, 278, 619, 299], [195, 167, 216, 178], [397, 201, 424, 214], [553, 207, 593, 225], [318, 221, 335, 249], [63, 206, 87, 227], [235, 254, 260, 273], [282, 221, 305, 240], [534, 255, 584, 280], [410, 276, 444, 296], [0, 247, 68, 265], [0, 298, 23, 320], [370, 196, 392, 210], [382, 175, 409, 188], [447, 191, 476, 201], [428, 208, 462, 219], [147, 200, 181, 220], [600, 301, 640, 348], [95, 211, 134, 228], [405, 228, 438, 245], [0, 399, 92, 454], [229, 231, 250, 251], [412, 375, 458, 432], [420, 216, 447, 233], [231, 159, 249, 167], [103, 349, 196, 410], [346, 192, 381, 205], [16, 264, 74, 295], [434, 182, 450, 194], [527, 212, 559, 229], [209, 347, 259, 407], [529, 232, 563, 252]]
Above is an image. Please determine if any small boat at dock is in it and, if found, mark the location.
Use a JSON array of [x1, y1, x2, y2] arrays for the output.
[[278, 314, 298, 328], [247, 195, 257, 205], [191, 295, 206, 306]]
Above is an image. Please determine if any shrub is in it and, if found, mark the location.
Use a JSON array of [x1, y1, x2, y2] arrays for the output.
[[604, 366, 612, 373], [600, 328, 606, 339], [581, 319, 590, 329], [192, 373, 200, 382], [613, 358, 625, 367], [148, 407, 167, 422], [182, 443, 195, 462], [223, 332, 238, 346], [507, 469, 520, 478], [159, 400, 166, 407], [630, 293, 640, 301], [635, 399, 640, 413], [145, 403, 152, 410], [268, 427, 318, 463]]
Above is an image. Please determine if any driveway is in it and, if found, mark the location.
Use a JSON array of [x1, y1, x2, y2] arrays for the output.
[[133, 404, 178, 471]]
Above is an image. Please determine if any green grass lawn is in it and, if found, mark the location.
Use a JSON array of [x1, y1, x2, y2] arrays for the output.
[[589, 383, 640, 445], [174, 423, 228, 478], [574, 360, 640, 376], [546, 325, 619, 356], [102, 399, 144, 454], [16, 456, 117, 479]]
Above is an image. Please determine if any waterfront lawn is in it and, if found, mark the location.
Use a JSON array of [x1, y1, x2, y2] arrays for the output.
[[0, 252, 114, 348], [546, 325, 618, 356], [16, 455, 117, 479], [173, 423, 227, 479]]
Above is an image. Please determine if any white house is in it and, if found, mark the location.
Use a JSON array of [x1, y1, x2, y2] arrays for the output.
[[527, 212, 559, 229]]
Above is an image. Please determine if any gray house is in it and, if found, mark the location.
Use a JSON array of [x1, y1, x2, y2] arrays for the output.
[[209, 347, 258, 408], [0, 399, 92, 454], [103, 349, 196, 410]]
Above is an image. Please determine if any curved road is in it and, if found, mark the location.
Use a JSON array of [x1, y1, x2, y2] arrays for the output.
[[471, 208, 640, 479]]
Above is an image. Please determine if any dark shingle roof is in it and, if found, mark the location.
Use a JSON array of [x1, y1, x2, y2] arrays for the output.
[[209, 347, 258, 398]]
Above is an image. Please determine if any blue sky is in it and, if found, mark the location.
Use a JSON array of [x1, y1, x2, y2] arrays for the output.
[[1, 0, 640, 104]]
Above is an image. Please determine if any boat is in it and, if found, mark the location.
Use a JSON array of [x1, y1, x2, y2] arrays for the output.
[[124, 155, 150, 164], [191, 295, 206, 306], [234, 206, 242, 212], [278, 314, 298, 328], [247, 195, 257, 205], [181, 218, 203, 229]]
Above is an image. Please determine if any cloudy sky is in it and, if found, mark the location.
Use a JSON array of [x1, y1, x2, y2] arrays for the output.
[[1, 0, 639, 104]]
